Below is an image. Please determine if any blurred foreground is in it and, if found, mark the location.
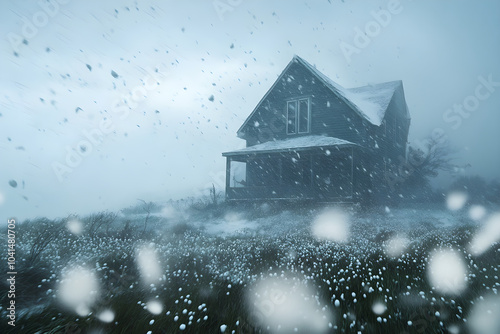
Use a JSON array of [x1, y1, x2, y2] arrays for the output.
[[1, 200, 499, 333]]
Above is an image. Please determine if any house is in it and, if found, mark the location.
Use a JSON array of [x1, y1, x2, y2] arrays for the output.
[[222, 55, 411, 202]]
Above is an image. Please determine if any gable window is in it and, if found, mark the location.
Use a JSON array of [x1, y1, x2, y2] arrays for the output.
[[287, 98, 310, 134], [298, 99, 309, 133], [287, 101, 297, 134]]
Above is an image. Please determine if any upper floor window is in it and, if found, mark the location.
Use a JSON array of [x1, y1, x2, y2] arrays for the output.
[[287, 98, 310, 134]]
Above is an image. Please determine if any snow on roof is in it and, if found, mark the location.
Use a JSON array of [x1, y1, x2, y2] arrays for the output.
[[341, 81, 402, 125], [294, 56, 401, 126], [222, 135, 357, 156]]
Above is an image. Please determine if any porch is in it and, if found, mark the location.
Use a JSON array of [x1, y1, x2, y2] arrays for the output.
[[222, 136, 368, 202]]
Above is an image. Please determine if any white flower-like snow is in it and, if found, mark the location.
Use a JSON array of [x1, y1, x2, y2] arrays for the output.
[[135, 244, 162, 284], [58, 266, 99, 316], [146, 300, 163, 315], [384, 235, 409, 258], [312, 208, 350, 243], [246, 277, 332, 333], [446, 192, 467, 211], [467, 294, 500, 334], [75, 304, 90, 317], [97, 309, 115, 323], [469, 213, 500, 256], [469, 205, 486, 221], [427, 249, 467, 295], [447, 324, 460, 334], [372, 301, 387, 315], [66, 219, 83, 235]]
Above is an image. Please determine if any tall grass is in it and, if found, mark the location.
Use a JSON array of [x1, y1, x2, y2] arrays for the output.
[[1, 205, 498, 333]]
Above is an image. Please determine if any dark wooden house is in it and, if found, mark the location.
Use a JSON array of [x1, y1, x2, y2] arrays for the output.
[[222, 56, 411, 202]]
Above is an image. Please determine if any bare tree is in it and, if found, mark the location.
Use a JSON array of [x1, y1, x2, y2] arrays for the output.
[[25, 217, 65, 267], [405, 137, 455, 187], [86, 211, 117, 241], [393, 137, 456, 200], [209, 183, 221, 206], [138, 199, 154, 236], [120, 220, 133, 240]]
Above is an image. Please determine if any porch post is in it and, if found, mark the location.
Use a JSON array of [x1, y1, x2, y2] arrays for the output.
[[278, 156, 283, 185], [351, 148, 354, 198], [310, 154, 314, 188], [225, 157, 231, 200]]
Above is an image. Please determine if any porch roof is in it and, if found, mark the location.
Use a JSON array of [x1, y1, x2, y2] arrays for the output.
[[222, 135, 358, 157]]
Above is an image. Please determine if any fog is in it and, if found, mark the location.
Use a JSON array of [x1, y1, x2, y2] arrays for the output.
[[1, 0, 499, 220]]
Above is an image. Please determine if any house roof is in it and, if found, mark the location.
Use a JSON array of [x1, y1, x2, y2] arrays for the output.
[[237, 55, 407, 138], [295, 56, 403, 126], [222, 135, 358, 157]]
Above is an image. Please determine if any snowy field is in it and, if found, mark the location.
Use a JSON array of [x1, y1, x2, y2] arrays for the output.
[[2, 200, 500, 334]]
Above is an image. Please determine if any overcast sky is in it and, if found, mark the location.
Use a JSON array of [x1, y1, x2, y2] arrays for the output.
[[1, 0, 499, 220]]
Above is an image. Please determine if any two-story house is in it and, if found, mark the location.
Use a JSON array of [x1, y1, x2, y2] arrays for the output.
[[222, 55, 410, 202]]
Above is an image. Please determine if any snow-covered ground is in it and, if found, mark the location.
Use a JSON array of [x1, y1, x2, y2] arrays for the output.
[[134, 201, 481, 237], [2, 201, 499, 333]]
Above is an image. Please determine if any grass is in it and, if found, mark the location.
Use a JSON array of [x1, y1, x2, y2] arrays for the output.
[[1, 203, 499, 333]]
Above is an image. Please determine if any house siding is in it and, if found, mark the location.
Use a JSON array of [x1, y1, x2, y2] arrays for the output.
[[241, 61, 370, 148], [225, 56, 411, 203], [375, 85, 410, 163]]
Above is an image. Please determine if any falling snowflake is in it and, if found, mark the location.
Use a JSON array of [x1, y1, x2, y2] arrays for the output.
[[446, 192, 467, 211], [427, 249, 467, 295], [97, 309, 115, 323], [312, 208, 350, 243], [469, 213, 500, 256], [66, 219, 83, 235], [146, 300, 163, 315], [58, 266, 99, 316], [136, 245, 162, 284]]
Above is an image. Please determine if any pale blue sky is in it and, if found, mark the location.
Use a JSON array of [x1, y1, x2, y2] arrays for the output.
[[1, 0, 499, 219]]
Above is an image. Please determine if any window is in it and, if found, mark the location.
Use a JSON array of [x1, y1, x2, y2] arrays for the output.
[[229, 161, 246, 188], [287, 101, 297, 134], [287, 98, 310, 134], [298, 99, 309, 133]]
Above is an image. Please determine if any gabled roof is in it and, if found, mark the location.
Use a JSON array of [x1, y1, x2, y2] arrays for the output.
[[222, 135, 357, 156], [295, 56, 403, 126], [237, 55, 406, 138]]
